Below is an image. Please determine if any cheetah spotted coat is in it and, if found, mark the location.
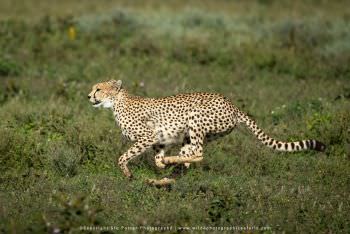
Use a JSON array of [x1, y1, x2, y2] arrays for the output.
[[88, 80, 326, 181]]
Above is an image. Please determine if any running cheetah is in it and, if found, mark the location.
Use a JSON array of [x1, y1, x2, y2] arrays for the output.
[[88, 80, 326, 185]]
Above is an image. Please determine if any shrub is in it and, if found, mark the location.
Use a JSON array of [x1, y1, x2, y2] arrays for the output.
[[48, 141, 80, 177]]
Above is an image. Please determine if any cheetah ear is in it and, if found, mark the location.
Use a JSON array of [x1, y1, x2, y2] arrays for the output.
[[109, 79, 122, 90]]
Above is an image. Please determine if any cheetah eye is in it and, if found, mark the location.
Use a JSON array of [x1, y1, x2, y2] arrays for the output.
[[96, 88, 101, 92]]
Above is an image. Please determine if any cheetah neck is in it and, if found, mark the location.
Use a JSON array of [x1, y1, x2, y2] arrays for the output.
[[112, 89, 128, 111]]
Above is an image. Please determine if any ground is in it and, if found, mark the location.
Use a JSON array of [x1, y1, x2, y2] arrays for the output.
[[0, 0, 349, 233]]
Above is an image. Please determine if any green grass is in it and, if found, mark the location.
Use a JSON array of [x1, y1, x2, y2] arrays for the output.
[[0, 0, 349, 233]]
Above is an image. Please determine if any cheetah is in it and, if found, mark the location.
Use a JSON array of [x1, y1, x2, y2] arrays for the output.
[[88, 80, 326, 185]]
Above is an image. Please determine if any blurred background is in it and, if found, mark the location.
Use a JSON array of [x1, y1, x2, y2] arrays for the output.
[[0, 0, 349, 233]]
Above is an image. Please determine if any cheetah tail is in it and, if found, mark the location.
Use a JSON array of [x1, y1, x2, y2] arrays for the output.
[[237, 111, 326, 152]]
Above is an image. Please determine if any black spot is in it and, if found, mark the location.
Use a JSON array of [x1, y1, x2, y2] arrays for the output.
[[277, 143, 282, 148], [284, 143, 288, 150], [291, 142, 295, 150]]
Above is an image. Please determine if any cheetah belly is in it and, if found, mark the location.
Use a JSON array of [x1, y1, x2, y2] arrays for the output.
[[155, 126, 186, 145], [148, 119, 187, 145]]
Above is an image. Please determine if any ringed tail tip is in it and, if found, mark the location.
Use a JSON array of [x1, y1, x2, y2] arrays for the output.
[[314, 140, 326, 152]]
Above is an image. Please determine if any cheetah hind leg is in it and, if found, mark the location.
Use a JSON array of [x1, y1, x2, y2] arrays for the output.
[[180, 139, 192, 168], [153, 145, 166, 169], [163, 143, 203, 166], [162, 127, 205, 166], [162, 155, 203, 165]]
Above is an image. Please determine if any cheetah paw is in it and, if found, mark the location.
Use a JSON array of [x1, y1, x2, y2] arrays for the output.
[[155, 159, 166, 169], [146, 177, 175, 186]]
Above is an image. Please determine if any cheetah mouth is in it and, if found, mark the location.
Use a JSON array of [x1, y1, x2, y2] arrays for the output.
[[91, 100, 113, 108], [92, 100, 102, 107]]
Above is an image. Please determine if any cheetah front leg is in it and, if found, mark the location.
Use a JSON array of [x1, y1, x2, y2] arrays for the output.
[[146, 177, 175, 186], [118, 138, 155, 178]]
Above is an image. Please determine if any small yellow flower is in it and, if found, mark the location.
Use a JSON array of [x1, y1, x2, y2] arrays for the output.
[[68, 26, 76, 40]]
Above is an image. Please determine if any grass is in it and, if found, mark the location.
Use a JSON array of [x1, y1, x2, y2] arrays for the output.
[[0, 0, 349, 233]]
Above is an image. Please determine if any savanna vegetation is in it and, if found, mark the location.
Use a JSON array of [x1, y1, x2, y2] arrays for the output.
[[0, 0, 349, 233]]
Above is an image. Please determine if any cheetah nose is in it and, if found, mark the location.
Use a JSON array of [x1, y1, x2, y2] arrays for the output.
[[88, 95, 91, 99]]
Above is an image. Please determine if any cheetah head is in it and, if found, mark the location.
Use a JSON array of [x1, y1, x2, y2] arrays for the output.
[[88, 79, 122, 108]]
